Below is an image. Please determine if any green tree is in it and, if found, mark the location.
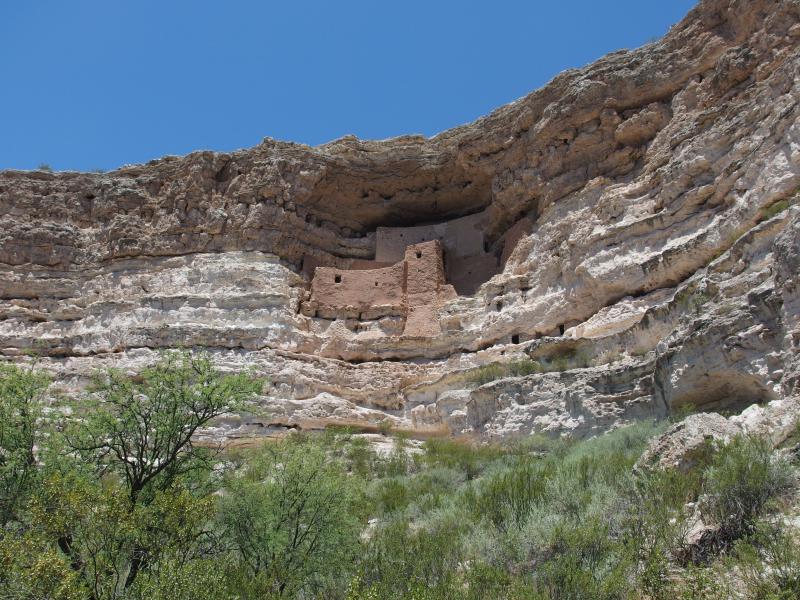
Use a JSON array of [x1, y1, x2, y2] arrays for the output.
[[20, 469, 220, 600], [0, 362, 50, 525], [62, 351, 262, 591], [30, 472, 136, 599], [0, 530, 87, 600], [220, 436, 362, 597]]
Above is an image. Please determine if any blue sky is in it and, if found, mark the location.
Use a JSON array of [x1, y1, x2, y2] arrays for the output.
[[0, 1, 696, 172]]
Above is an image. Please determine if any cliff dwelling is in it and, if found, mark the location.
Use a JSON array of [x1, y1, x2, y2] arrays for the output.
[[300, 209, 531, 336], [2, 0, 799, 459]]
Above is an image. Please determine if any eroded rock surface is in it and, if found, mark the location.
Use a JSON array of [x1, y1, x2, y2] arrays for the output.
[[636, 413, 742, 473], [1, 0, 799, 442]]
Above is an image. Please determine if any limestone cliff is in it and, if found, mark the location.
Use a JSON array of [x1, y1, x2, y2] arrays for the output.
[[1, 0, 799, 441]]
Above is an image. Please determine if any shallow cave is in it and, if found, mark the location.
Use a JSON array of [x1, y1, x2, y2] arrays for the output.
[[300, 158, 494, 234], [291, 157, 541, 299], [298, 204, 511, 298], [666, 372, 778, 415]]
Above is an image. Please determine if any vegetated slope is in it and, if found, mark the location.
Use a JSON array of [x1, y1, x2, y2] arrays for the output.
[[0, 0, 799, 441], [4, 359, 799, 600]]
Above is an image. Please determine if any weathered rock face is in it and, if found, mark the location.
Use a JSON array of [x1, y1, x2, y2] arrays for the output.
[[1, 0, 799, 442]]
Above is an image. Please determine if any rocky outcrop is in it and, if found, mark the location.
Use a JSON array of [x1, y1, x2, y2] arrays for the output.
[[636, 413, 742, 473], [637, 396, 800, 473], [1, 0, 799, 442]]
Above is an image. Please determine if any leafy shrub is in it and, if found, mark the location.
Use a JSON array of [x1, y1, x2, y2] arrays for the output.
[[345, 435, 379, 476], [468, 363, 507, 385], [673, 565, 730, 600], [124, 556, 234, 600], [546, 348, 592, 371], [759, 196, 794, 221], [0, 532, 86, 600], [373, 477, 410, 515], [508, 358, 543, 377], [422, 438, 503, 480], [376, 433, 413, 477], [405, 467, 465, 514], [623, 466, 703, 597], [463, 563, 537, 600]]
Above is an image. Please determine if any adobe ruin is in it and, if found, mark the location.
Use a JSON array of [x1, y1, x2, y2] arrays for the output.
[[300, 210, 515, 336]]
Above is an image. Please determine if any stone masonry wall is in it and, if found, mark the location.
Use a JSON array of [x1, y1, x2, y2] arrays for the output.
[[306, 262, 405, 319], [376, 211, 500, 295], [403, 241, 457, 336], [375, 211, 488, 262], [304, 240, 456, 335]]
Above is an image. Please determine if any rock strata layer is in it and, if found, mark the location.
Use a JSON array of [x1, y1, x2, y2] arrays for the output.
[[1, 0, 799, 441]]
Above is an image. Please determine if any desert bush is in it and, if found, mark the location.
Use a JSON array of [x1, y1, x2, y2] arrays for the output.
[[669, 401, 698, 423], [0, 531, 87, 600], [468, 461, 549, 530], [27, 471, 140, 599], [532, 518, 634, 600], [508, 358, 543, 377], [759, 196, 793, 221], [541, 422, 662, 519], [544, 347, 592, 371], [673, 565, 730, 600], [701, 435, 794, 545], [467, 358, 542, 385], [344, 434, 380, 476], [622, 466, 703, 597], [406, 467, 466, 514], [22, 468, 217, 600], [463, 562, 540, 599], [372, 476, 411, 515], [372, 433, 414, 478], [422, 438, 503, 480], [125, 556, 234, 600], [359, 512, 465, 599], [732, 522, 800, 599], [468, 362, 506, 384], [219, 437, 362, 597], [377, 418, 394, 435]]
